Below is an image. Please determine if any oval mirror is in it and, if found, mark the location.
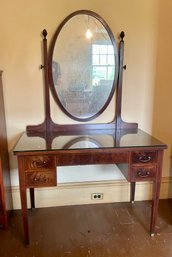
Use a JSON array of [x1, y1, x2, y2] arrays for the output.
[[49, 10, 118, 121]]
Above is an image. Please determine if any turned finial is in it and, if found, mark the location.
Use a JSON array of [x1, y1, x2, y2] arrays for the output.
[[42, 29, 48, 38], [120, 31, 125, 41]]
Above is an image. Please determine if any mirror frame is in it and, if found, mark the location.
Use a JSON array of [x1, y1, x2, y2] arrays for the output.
[[48, 10, 119, 122], [26, 10, 138, 136]]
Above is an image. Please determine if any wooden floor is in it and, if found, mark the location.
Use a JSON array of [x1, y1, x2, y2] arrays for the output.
[[0, 199, 172, 257]]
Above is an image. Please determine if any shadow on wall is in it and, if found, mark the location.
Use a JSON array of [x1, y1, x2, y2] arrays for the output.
[[8, 132, 23, 187], [152, 1, 172, 196]]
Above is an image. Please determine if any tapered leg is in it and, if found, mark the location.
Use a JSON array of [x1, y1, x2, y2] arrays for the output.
[[18, 156, 29, 246], [150, 150, 164, 236], [30, 188, 35, 209], [130, 182, 136, 203], [150, 180, 161, 236], [20, 187, 29, 246]]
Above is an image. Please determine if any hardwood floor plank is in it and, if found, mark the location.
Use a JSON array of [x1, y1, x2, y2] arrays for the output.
[[0, 200, 172, 257]]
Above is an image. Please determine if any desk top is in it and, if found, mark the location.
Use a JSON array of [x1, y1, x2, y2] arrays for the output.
[[13, 129, 167, 154]]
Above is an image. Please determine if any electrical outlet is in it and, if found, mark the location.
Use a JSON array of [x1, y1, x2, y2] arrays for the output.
[[91, 193, 103, 200]]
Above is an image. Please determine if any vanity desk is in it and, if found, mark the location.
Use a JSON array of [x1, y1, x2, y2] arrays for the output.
[[13, 10, 167, 245], [14, 129, 166, 245]]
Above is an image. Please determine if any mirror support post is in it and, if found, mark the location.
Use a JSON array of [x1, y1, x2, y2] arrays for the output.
[[42, 29, 52, 132], [26, 30, 55, 135], [115, 31, 138, 130], [116, 31, 125, 129]]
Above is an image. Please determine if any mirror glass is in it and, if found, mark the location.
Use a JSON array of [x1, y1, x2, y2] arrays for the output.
[[50, 11, 118, 121]]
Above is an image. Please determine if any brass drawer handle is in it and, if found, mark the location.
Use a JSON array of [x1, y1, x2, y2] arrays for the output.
[[32, 173, 49, 183], [137, 169, 150, 178], [32, 159, 49, 168], [138, 155, 151, 163], [31, 159, 49, 168]]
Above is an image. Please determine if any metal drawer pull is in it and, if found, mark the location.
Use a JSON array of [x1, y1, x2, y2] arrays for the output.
[[138, 155, 151, 163], [137, 169, 150, 178], [32, 159, 49, 168], [33, 173, 49, 183]]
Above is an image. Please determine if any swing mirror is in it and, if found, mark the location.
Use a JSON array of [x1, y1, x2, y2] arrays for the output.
[[48, 10, 118, 121]]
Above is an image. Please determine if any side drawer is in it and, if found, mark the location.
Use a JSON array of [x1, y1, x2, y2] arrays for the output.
[[130, 165, 156, 181], [132, 151, 157, 164], [24, 155, 55, 171], [25, 170, 56, 187]]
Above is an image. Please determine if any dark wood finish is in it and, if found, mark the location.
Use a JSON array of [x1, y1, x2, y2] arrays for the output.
[[29, 188, 35, 209], [131, 151, 157, 163], [130, 151, 157, 182], [130, 182, 136, 203], [14, 142, 166, 245], [130, 165, 156, 181], [0, 71, 12, 229], [26, 11, 138, 135], [56, 150, 128, 166], [24, 155, 55, 170], [24, 155, 57, 187], [25, 170, 56, 187], [12, 10, 167, 247], [150, 150, 164, 236]]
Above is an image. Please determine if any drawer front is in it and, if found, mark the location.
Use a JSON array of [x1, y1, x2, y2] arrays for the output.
[[132, 151, 157, 164], [131, 165, 156, 181], [24, 155, 54, 171], [56, 152, 128, 166], [25, 171, 56, 187]]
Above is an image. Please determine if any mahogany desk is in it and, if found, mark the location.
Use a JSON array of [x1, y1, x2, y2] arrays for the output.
[[13, 129, 167, 245]]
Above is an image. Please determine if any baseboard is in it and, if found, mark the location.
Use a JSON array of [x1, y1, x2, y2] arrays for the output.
[[12, 177, 172, 210]]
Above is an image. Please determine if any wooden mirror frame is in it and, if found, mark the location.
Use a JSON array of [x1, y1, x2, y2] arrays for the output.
[[26, 10, 138, 136], [48, 10, 119, 122]]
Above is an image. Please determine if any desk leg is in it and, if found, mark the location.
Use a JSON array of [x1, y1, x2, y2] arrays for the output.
[[130, 182, 136, 203], [20, 187, 29, 246], [150, 180, 161, 236], [30, 188, 35, 209], [150, 150, 164, 236], [18, 156, 29, 246]]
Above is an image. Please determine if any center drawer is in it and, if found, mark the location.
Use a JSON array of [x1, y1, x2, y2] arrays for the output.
[[56, 152, 128, 166]]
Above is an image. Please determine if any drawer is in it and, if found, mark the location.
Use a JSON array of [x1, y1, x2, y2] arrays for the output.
[[132, 151, 157, 164], [56, 152, 128, 166], [24, 155, 54, 171], [25, 171, 56, 187], [130, 165, 156, 181]]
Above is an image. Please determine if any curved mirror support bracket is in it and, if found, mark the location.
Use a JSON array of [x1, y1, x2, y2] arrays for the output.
[[26, 10, 138, 137]]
